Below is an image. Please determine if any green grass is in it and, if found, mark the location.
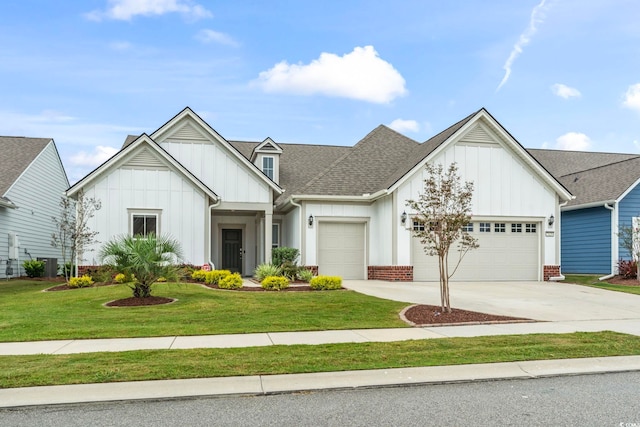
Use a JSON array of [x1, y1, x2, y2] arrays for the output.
[[562, 274, 640, 295], [0, 280, 408, 342], [0, 331, 638, 388]]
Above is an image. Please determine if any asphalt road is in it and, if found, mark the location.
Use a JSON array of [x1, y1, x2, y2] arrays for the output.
[[2, 372, 639, 426]]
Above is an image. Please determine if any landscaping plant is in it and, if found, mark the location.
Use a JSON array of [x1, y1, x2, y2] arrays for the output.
[[22, 260, 45, 278], [68, 275, 94, 288], [254, 263, 282, 281], [261, 275, 290, 290], [99, 233, 183, 298], [205, 270, 231, 285], [218, 272, 243, 289], [309, 275, 342, 290]]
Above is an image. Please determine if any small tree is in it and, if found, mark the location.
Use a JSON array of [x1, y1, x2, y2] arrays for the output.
[[618, 218, 640, 280], [51, 190, 101, 282], [407, 162, 478, 312], [99, 233, 183, 298]]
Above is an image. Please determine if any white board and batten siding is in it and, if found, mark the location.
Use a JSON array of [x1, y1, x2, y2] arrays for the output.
[[158, 119, 271, 204], [0, 142, 69, 278], [396, 123, 558, 281], [82, 152, 208, 266]]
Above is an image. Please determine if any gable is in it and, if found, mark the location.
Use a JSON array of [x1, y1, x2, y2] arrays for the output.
[[122, 146, 168, 169]]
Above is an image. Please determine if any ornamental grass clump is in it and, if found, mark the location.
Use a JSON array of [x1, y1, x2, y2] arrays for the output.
[[309, 275, 342, 290], [261, 275, 290, 291], [218, 272, 243, 289], [254, 263, 282, 282]]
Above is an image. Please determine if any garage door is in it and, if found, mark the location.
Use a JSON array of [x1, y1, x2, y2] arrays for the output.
[[412, 221, 540, 281], [318, 222, 366, 280]]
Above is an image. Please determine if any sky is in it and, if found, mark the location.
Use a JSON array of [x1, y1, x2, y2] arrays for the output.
[[1, 0, 640, 184]]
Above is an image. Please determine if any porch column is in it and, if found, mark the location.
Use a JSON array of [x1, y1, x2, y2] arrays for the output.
[[265, 212, 273, 264]]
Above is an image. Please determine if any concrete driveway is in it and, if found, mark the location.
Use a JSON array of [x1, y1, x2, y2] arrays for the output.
[[342, 280, 640, 322]]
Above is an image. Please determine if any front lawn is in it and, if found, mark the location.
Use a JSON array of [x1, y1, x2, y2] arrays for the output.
[[0, 280, 408, 342], [0, 331, 638, 388], [563, 274, 640, 295]]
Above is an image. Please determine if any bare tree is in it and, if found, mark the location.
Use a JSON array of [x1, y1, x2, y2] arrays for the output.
[[407, 162, 478, 312], [51, 190, 101, 282], [618, 218, 640, 280]]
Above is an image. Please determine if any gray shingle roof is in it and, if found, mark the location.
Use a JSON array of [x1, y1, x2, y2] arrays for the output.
[[528, 148, 640, 207], [0, 136, 52, 197]]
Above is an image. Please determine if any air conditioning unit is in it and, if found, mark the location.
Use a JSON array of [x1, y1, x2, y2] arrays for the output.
[[8, 232, 19, 260]]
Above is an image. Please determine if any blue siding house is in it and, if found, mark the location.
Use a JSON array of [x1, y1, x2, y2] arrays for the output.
[[0, 137, 69, 279], [530, 149, 640, 277]]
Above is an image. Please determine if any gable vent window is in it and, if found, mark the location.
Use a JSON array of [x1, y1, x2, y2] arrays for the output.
[[262, 156, 274, 180]]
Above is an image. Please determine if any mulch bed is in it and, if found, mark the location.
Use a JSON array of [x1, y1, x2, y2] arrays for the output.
[[45, 282, 115, 292], [105, 296, 175, 307], [603, 275, 640, 286], [204, 284, 317, 291], [402, 304, 533, 326]]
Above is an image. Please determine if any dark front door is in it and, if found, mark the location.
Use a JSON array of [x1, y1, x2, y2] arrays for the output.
[[221, 229, 243, 274]]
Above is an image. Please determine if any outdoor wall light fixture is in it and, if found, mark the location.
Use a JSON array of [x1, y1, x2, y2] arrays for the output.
[[400, 211, 407, 225], [548, 215, 555, 226], [308, 214, 314, 227]]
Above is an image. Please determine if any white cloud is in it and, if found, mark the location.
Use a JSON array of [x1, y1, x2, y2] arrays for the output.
[[109, 41, 133, 51], [551, 83, 581, 99], [86, 0, 212, 21], [497, 0, 552, 91], [554, 132, 592, 151], [255, 45, 407, 104], [388, 119, 420, 133], [623, 83, 640, 113], [70, 146, 119, 167], [195, 29, 239, 47]]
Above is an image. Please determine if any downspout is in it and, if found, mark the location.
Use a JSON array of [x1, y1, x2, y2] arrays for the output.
[[208, 197, 222, 269], [549, 200, 569, 281], [599, 202, 616, 281], [289, 198, 304, 265]]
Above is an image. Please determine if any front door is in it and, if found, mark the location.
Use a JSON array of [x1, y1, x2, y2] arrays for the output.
[[222, 229, 243, 274]]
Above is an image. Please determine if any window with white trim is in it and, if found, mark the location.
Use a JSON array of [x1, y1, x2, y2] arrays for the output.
[[526, 223, 537, 233], [262, 156, 274, 180], [272, 223, 280, 249], [494, 223, 506, 233], [511, 223, 522, 233], [479, 222, 491, 232], [132, 214, 157, 237]]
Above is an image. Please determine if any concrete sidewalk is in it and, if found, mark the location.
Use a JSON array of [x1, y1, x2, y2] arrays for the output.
[[2, 356, 640, 408], [2, 318, 640, 356]]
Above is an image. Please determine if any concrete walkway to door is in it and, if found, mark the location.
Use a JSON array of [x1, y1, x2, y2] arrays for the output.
[[341, 280, 640, 322]]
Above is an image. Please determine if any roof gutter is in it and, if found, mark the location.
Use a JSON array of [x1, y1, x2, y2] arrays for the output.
[[288, 189, 388, 203], [561, 200, 616, 212]]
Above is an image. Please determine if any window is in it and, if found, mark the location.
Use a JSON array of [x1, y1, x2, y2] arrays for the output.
[[413, 220, 425, 231], [272, 223, 280, 249], [494, 223, 506, 233], [479, 222, 491, 233], [132, 214, 157, 237], [511, 223, 522, 233], [262, 156, 274, 180], [463, 223, 474, 232], [526, 223, 537, 233]]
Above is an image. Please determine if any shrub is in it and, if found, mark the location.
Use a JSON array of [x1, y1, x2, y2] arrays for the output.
[[218, 272, 243, 289], [114, 273, 127, 283], [309, 275, 342, 290], [618, 259, 638, 279], [191, 269, 208, 282], [176, 263, 198, 281], [261, 275, 290, 291], [254, 263, 282, 281], [272, 247, 299, 267], [297, 268, 314, 283], [83, 265, 114, 283], [68, 275, 94, 288], [205, 270, 231, 285], [22, 260, 45, 278], [280, 261, 299, 281], [157, 277, 167, 282], [62, 263, 76, 278]]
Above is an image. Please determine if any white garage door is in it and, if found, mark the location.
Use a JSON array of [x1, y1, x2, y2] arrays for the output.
[[318, 222, 366, 280], [412, 221, 540, 281]]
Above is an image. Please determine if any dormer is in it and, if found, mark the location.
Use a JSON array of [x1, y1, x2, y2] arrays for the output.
[[251, 137, 283, 184]]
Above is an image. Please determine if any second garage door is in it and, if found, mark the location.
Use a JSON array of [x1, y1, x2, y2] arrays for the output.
[[412, 221, 540, 281], [318, 222, 366, 280]]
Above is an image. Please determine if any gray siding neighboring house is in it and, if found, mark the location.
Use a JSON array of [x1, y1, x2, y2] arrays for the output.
[[0, 137, 69, 279]]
